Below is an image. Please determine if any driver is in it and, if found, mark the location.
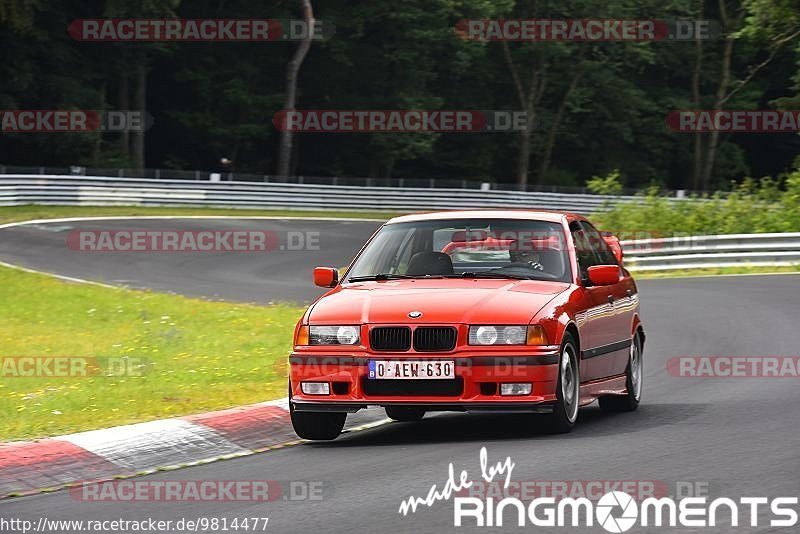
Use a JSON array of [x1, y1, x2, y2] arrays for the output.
[[507, 247, 544, 271]]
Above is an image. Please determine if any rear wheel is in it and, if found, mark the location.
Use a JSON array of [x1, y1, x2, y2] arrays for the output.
[[599, 332, 643, 413], [385, 406, 425, 422], [548, 333, 580, 433]]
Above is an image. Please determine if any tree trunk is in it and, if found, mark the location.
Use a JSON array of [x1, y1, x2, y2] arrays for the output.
[[537, 65, 582, 183], [277, 0, 314, 178], [119, 71, 129, 159], [133, 61, 146, 173], [700, 1, 744, 190], [516, 126, 532, 188], [700, 33, 734, 190], [690, 0, 704, 191], [502, 41, 543, 189], [93, 83, 106, 165]]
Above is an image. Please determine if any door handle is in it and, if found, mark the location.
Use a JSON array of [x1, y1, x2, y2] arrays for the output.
[[626, 289, 633, 297], [607, 295, 615, 304]]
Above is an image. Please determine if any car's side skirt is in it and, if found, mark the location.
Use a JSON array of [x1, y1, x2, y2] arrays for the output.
[[578, 374, 628, 405], [580, 339, 631, 360]]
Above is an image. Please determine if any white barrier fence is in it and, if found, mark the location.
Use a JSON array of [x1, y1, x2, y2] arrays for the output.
[[0, 175, 661, 214], [622, 233, 800, 271], [1, 174, 797, 271]]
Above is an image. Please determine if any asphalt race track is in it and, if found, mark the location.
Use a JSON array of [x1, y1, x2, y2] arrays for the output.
[[0, 218, 382, 303], [1, 218, 799, 533]]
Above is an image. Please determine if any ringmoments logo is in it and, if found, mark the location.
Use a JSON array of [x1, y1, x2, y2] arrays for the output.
[[398, 447, 799, 531]]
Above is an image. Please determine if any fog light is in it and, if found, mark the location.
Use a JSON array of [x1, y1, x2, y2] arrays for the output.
[[500, 383, 532, 396], [301, 382, 330, 395]]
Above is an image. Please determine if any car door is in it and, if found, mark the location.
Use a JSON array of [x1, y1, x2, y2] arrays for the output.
[[570, 222, 612, 381], [579, 221, 633, 378]]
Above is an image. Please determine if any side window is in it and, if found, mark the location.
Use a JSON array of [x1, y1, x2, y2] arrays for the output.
[[581, 222, 619, 266], [569, 222, 597, 281], [390, 228, 417, 273]]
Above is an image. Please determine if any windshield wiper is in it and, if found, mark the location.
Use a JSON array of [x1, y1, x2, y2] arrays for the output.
[[347, 273, 457, 282], [458, 271, 534, 280], [347, 273, 428, 282], [348, 272, 534, 282]]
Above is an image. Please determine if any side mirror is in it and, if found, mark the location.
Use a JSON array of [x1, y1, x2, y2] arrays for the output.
[[587, 265, 620, 286], [313, 267, 339, 288], [602, 233, 624, 264]]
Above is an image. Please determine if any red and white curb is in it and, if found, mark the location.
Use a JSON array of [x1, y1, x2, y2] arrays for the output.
[[0, 399, 388, 499], [0, 217, 389, 499]]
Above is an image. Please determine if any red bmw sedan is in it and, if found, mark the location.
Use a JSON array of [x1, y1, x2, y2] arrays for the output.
[[289, 211, 644, 440]]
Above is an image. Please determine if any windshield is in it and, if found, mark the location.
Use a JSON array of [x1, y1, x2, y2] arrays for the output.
[[346, 218, 571, 283]]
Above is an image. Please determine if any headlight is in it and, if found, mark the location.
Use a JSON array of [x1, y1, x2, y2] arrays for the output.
[[309, 325, 360, 345], [468, 325, 548, 345]]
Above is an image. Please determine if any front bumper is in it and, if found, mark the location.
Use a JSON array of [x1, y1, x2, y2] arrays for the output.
[[289, 350, 560, 413]]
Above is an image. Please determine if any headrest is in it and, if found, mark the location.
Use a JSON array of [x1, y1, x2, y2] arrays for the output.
[[508, 235, 563, 252], [450, 229, 489, 242]]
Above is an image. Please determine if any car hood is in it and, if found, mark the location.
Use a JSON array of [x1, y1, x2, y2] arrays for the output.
[[307, 279, 571, 324]]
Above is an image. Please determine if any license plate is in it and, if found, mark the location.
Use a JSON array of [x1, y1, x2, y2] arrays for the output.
[[368, 360, 455, 380]]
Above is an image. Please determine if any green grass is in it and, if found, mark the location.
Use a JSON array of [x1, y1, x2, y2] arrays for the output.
[[0, 204, 399, 226], [1, 203, 798, 442], [630, 264, 800, 279], [0, 265, 305, 441]]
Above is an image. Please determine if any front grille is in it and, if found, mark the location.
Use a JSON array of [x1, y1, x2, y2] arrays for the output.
[[413, 327, 457, 352], [370, 327, 411, 351], [361, 377, 463, 397]]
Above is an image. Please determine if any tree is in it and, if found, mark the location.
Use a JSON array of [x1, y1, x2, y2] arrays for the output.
[[691, 0, 800, 190], [103, 0, 181, 173], [277, 0, 315, 178]]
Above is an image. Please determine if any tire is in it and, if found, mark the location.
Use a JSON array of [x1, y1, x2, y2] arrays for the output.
[[599, 332, 643, 413], [290, 408, 346, 440], [548, 332, 580, 434], [385, 406, 425, 422], [288, 379, 345, 440]]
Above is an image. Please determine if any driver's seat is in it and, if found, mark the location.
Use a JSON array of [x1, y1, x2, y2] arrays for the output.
[[406, 251, 454, 276]]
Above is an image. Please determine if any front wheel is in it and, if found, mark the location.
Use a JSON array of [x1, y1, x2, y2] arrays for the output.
[[385, 406, 425, 422], [547, 333, 580, 433], [290, 406, 346, 440], [599, 332, 643, 413]]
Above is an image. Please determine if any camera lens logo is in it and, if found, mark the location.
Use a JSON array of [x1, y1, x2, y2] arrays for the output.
[[596, 491, 638, 533]]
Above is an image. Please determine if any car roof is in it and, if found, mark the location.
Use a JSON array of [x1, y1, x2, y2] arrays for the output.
[[386, 210, 585, 225]]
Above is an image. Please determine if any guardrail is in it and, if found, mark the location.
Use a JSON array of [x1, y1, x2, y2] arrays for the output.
[[622, 233, 800, 271], [0, 164, 689, 196], [0, 174, 796, 271], [0, 174, 653, 214]]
